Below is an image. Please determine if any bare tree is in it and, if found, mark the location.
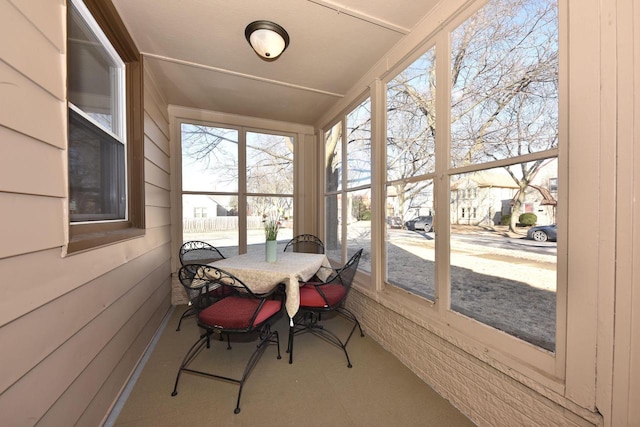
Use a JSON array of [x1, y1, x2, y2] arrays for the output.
[[387, 0, 558, 232], [182, 125, 293, 196], [246, 133, 294, 195], [182, 124, 239, 188], [325, 123, 342, 249], [387, 48, 437, 224]]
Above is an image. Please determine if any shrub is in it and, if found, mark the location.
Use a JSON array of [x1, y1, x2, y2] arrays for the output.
[[500, 214, 511, 225], [519, 213, 537, 226]]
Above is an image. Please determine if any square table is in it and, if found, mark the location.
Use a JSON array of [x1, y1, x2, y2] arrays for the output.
[[211, 251, 332, 320]]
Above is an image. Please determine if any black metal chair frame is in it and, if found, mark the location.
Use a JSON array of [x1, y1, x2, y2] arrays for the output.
[[287, 248, 364, 367], [179, 240, 226, 265], [283, 234, 325, 254], [176, 241, 226, 331], [171, 265, 283, 414]]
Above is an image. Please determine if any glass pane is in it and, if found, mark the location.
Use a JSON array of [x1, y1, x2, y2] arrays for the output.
[[181, 124, 238, 192], [325, 122, 342, 192], [182, 194, 239, 256], [450, 0, 559, 167], [449, 161, 558, 351], [386, 181, 435, 301], [346, 98, 371, 188], [246, 196, 294, 256], [246, 132, 294, 194], [68, 109, 125, 221], [346, 189, 371, 273], [324, 194, 342, 262], [67, 0, 123, 137], [387, 46, 436, 180]]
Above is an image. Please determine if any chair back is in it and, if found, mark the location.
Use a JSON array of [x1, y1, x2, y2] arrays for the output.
[[283, 234, 325, 254], [179, 240, 226, 266], [327, 248, 363, 291], [178, 264, 216, 308]]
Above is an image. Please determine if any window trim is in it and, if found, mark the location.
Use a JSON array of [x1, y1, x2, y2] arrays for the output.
[[322, 93, 373, 266], [66, 0, 145, 254], [317, 0, 566, 392], [178, 119, 296, 255]]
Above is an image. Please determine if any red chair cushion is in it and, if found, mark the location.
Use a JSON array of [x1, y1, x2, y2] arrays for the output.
[[207, 285, 234, 299], [198, 297, 281, 330], [299, 284, 346, 308]]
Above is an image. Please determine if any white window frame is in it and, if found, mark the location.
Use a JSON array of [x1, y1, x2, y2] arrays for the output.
[[317, 0, 571, 395]]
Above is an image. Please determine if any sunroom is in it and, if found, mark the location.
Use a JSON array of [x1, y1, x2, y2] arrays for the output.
[[1, 0, 638, 425]]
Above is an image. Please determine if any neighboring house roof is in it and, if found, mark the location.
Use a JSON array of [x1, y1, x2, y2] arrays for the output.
[[511, 185, 557, 206], [450, 171, 520, 190]]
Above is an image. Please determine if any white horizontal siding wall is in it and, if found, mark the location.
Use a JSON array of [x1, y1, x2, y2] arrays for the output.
[[0, 1, 173, 425]]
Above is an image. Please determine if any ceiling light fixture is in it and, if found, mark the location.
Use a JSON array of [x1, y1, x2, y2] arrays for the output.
[[245, 20, 290, 61]]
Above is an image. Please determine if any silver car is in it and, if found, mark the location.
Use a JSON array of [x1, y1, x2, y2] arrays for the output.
[[405, 216, 433, 232]]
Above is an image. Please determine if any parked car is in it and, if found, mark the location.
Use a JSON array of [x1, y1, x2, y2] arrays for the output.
[[526, 224, 557, 242], [387, 216, 402, 228], [405, 215, 433, 232]]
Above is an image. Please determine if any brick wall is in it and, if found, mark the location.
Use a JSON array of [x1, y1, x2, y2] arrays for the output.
[[171, 274, 189, 305], [345, 289, 602, 427]]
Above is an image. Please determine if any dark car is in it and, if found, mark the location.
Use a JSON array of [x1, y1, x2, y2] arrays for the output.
[[405, 216, 433, 232], [526, 224, 557, 242]]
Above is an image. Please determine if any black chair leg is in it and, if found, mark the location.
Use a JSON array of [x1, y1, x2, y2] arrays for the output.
[[171, 333, 209, 396], [235, 326, 281, 413], [175, 306, 196, 331], [172, 325, 281, 414]]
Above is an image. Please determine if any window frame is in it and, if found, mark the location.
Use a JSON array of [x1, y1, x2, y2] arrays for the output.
[[318, 0, 566, 391], [66, 0, 145, 254], [433, 0, 564, 384], [178, 119, 296, 255], [321, 94, 373, 267]]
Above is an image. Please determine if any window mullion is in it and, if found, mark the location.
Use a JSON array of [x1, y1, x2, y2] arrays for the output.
[[238, 128, 247, 254], [341, 119, 348, 263], [434, 31, 451, 315]]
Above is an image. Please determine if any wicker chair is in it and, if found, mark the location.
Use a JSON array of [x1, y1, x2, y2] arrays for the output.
[[287, 248, 364, 367], [171, 264, 283, 414]]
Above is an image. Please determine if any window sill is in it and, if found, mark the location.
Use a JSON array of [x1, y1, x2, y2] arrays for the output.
[[66, 226, 145, 255]]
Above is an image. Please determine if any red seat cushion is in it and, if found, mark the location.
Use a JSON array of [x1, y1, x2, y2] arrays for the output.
[[299, 284, 346, 308], [198, 297, 281, 330], [207, 285, 234, 299]]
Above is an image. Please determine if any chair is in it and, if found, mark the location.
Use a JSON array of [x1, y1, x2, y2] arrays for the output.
[[171, 264, 283, 414], [179, 240, 226, 265], [283, 234, 325, 254], [283, 234, 326, 282], [287, 248, 364, 367], [176, 264, 235, 332], [176, 241, 227, 331]]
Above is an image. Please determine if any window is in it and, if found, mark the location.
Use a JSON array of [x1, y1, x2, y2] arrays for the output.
[[66, 0, 144, 253], [324, 98, 372, 270], [384, 0, 558, 352], [194, 207, 207, 218], [449, 0, 559, 351], [386, 45, 436, 300], [181, 123, 294, 254]]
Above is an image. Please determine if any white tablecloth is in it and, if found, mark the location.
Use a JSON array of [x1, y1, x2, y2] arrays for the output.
[[211, 252, 332, 319]]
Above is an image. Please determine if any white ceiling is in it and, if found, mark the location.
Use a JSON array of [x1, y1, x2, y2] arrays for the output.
[[112, 0, 441, 126]]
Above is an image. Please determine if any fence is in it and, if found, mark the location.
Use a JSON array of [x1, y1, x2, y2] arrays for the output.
[[182, 216, 264, 233]]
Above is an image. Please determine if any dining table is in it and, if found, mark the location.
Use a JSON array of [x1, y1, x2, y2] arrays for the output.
[[211, 251, 333, 322]]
